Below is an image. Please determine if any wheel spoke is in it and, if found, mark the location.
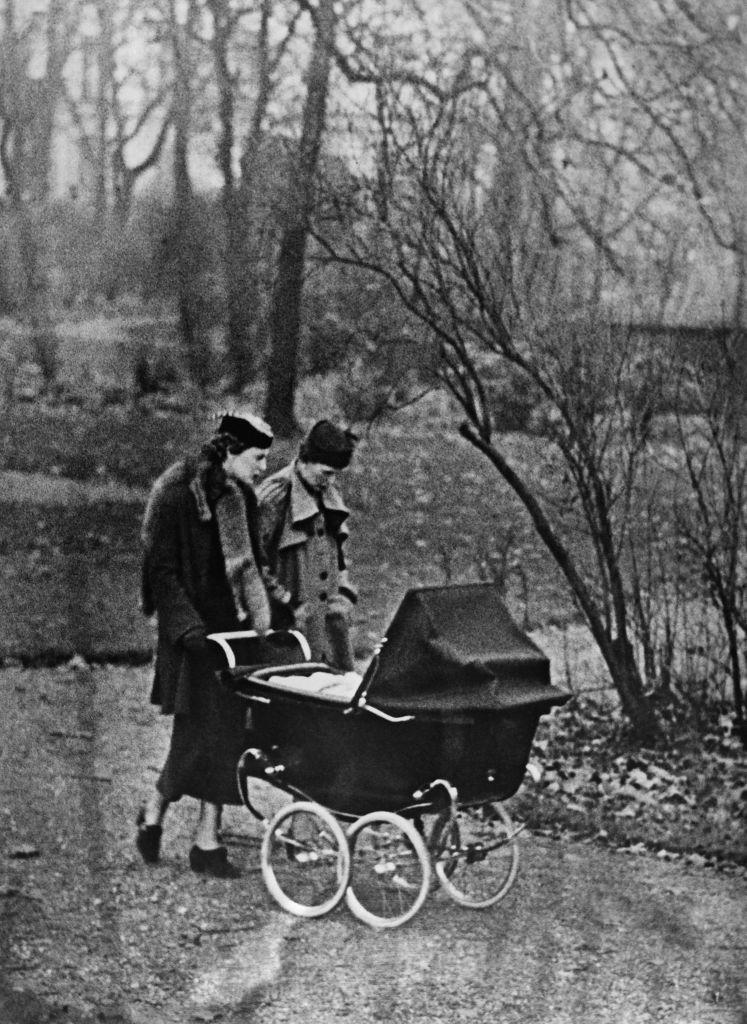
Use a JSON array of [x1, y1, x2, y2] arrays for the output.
[[345, 812, 431, 928], [431, 802, 520, 909], [261, 802, 350, 918]]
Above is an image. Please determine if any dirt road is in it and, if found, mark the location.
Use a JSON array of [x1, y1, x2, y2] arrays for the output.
[[1, 663, 745, 1024]]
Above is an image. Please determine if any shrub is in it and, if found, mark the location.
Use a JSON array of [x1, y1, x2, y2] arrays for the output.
[[132, 344, 182, 397], [0, 213, 24, 313], [29, 326, 61, 390], [484, 362, 543, 433], [133, 348, 159, 396], [302, 314, 356, 376]]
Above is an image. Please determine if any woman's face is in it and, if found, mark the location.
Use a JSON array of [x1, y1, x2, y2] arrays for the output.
[[297, 460, 338, 493], [223, 446, 268, 487]]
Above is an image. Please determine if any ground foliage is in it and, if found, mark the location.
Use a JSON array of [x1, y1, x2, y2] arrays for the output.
[[0, 501, 150, 661], [517, 697, 746, 868], [1, 401, 205, 488]]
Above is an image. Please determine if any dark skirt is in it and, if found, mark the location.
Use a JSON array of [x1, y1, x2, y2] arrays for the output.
[[157, 663, 248, 806]]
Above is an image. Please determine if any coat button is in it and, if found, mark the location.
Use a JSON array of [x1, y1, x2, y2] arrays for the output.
[[317, 527, 325, 537], [319, 591, 328, 601], [319, 570, 328, 580]]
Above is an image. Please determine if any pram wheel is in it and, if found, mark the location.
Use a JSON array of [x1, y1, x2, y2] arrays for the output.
[[261, 802, 350, 918], [425, 812, 459, 887], [429, 801, 520, 909], [345, 812, 431, 929]]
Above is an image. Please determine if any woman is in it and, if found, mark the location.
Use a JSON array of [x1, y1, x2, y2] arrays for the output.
[[257, 419, 358, 669], [136, 410, 291, 878]]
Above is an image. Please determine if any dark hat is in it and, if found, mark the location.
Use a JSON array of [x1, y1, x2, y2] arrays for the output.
[[217, 410, 274, 450], [299, 420, 357, 469]]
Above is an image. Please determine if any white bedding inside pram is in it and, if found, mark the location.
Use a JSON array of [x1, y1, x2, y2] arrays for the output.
[[254, 669, 363, 704]]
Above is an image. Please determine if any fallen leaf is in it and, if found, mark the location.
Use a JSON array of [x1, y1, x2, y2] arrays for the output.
[[628, 767, 655, 790], [9, 844, 40, 859], [685, 853, 708, 868], [614, 803, 638, 818]]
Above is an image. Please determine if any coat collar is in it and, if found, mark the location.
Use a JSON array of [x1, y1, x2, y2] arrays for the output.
[[288, 460, 349, 524], [188, 456, 255, 524], [276, 461, 349, 551]]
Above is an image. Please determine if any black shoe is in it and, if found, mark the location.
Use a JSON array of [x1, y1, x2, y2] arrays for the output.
[[136, 807, 162, 864], [189, 844, 240, 879]]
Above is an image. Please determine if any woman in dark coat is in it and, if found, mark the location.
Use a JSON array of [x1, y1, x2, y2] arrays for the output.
[[136, 410, 291, 878]]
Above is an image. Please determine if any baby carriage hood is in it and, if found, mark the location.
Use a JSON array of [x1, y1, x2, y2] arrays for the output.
[[361, 584, 568, 714]]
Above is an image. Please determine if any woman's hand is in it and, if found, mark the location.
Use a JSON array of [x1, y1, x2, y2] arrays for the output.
[[179, 626, 209, 653]]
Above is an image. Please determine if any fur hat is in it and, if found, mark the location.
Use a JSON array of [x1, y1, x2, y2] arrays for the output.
[[299, 420, 357, 469], [217, 410, 273, 450]]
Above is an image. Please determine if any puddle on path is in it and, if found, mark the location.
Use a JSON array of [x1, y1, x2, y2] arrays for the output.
[[187, 912, 295, 1009]]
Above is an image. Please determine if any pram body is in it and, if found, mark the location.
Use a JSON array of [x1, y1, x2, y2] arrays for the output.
[[216, 583, 569, 927]]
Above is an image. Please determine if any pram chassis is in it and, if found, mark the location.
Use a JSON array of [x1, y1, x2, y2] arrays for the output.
[[212, 585, 567, 929]]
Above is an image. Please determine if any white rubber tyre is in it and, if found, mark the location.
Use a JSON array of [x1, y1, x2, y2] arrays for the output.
[[345, 811, 431, 929], [432, 801, 520, 909], [261, 801, 350, 918]]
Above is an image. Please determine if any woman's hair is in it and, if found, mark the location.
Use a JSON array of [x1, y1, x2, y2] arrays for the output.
[[201, 431, 247, 466], [196, 431, 249, 504]]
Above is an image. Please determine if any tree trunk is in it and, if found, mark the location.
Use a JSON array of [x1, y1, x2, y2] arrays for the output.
[[723, 606, 745, 745], [0, 0, 48, 306], [2, 0, 24, 210], [94, 0, 112, 229], [604, 634, 659, 743], [225, 209, 257, 392], [34, 0, 69, 203], [265, 225, 308, 435], [264, 0, 336, 435], [460, 421, 661, 744], [171, 3, 202, 384], [209, 0, 255, 393]]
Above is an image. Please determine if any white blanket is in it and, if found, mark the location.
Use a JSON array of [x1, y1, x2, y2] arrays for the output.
[[260, 670, 363, 704]]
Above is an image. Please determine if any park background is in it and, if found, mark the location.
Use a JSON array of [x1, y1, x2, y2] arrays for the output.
[[0, 3, 745, 1017]]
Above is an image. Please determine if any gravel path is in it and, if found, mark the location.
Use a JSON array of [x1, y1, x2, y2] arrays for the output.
[[1, 662, 745, 1024]]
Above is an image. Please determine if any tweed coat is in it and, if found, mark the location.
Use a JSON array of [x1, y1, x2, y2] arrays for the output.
[[256, 460, 357, 669]]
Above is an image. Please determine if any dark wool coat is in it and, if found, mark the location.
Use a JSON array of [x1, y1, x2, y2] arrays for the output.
[[142, 456, 266, 714], [141, 456, 275, 805]]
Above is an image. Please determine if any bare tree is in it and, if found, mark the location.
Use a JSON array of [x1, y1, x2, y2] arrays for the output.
[[306, 0, 745, 742], [63, 0, 172, 229], [313, 26, 675, 739], [167, 0, 207, 383], [0, 0, 38, 301], [564, 0, 747, 321], [263, 0, 336, 435], [0, 0, 78, 207], [674, 332, 747, 742], [206, 0, 299, 393], [0, 0, 79, 303]]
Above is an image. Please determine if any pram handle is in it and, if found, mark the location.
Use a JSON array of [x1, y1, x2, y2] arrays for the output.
[[206, 629, 312, 668], [353, 696, 414, 723]]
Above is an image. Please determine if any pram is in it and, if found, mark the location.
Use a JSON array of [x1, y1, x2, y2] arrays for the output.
[[214, 583, 569, 928]]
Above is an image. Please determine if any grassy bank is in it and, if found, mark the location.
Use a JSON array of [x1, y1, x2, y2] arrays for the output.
[[0, 500, 152, 661], [0, 401, 574, 662]]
